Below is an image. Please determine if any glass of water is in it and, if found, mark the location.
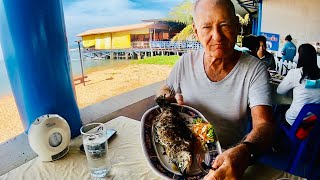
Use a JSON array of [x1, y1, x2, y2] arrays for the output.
[[80, 123, 110, 178]]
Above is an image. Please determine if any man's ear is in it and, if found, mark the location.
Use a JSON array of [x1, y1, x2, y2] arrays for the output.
[[234, 16, 241, 32], [235, 18, 240, 34], [192, 22, 199, 41]]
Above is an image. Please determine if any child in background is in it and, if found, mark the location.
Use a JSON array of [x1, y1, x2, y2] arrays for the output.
[[257, 36, 276, 70]]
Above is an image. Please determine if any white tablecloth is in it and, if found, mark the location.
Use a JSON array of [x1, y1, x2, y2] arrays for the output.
[[0, 116, 304, 180], [0, 116, 160, 180]]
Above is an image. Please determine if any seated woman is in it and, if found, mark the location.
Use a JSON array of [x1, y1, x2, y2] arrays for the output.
[[277, 43, 320, 125]]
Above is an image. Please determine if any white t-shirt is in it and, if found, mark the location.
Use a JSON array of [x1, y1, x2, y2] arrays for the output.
[[277, 68, 320, 125], [166, 50, 271, 148]]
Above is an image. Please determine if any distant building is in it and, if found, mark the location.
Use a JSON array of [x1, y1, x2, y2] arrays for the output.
[[77, 20, 185, 50]]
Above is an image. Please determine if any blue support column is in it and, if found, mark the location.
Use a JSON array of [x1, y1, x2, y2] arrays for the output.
[[0, 0, 82, 137], [257, 1, 263, 35], [251, 16, 257, 35]]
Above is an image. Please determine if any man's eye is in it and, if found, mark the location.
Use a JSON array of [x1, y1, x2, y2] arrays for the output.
[[202, 26, 210, 29], [221, 24, 231, 30]]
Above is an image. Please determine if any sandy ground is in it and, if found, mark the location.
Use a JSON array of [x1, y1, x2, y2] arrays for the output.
[[0, 64, 172, 143]]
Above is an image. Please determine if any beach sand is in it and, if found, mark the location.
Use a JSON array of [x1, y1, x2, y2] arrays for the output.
[[0, 64, 172, 143]]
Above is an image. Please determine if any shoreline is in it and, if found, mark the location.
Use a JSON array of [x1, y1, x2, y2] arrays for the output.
[[0, 64, 172, 143]]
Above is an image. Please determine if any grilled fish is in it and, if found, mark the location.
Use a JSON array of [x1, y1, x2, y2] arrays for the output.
[[154, 95, 194, 175]]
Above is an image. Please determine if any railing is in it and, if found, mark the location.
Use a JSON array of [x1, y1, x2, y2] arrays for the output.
[[131, 41, 202, 50], [82, 49, 111, 60], [80, 41, 203, 60], [131, 41, 150, 49]]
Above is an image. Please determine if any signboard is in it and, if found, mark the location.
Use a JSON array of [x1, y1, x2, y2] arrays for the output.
[[261, 32, 280, 51]]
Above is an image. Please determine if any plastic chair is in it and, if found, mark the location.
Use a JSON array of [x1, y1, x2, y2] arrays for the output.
[[279, 103, 320, 179], [259, 103, 320, 179]]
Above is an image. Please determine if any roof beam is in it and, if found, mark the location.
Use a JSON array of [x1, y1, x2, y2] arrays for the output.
[[236, 0, 258, 14]]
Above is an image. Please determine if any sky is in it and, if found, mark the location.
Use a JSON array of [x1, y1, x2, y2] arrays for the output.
[[0, 0, 183, 59]]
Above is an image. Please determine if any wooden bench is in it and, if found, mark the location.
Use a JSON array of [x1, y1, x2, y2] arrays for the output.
[[73, 75, 88, 85]]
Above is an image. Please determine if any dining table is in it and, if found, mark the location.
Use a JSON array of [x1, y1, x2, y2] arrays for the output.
[[0, 116, 304, 180], [0, 116, 159, 180], [270, 81, 293, 105]]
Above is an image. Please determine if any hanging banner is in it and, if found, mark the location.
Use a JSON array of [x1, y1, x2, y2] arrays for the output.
[[261, 32, 280, 51]]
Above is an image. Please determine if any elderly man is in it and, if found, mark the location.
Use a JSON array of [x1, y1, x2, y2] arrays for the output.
[[156, 0, 275, 179]]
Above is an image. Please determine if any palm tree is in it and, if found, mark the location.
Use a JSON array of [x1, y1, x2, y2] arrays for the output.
[[171, 24, 195, 41], [166, 0, 196, 41], [236, 13, 250, 36], [236, 13, 250, 46], [167, 0, 193, 25], [167, 2, 250, 42]]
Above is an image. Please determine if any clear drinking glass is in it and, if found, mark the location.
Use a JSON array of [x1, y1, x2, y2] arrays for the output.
[[80, 123, 110, 178]]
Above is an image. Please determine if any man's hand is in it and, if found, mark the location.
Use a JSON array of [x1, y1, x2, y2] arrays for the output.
[[204, 144, 250, 180], [204, 105, 274, 180], [156, 83, 184, 105], [174, 93, 184, 105]]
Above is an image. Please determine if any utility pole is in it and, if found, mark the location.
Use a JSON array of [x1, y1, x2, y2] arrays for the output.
[[76, 40, 85, 86]]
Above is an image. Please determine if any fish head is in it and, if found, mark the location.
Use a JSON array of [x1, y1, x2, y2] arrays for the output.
[[155, 94, 171, 109]]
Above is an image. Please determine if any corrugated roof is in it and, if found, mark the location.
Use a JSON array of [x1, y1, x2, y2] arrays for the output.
[[77, 22, 155, 37], [236, 0, 259, 14]]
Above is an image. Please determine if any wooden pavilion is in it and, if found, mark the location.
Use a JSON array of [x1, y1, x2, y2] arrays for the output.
[[77, 20, 185, 50]]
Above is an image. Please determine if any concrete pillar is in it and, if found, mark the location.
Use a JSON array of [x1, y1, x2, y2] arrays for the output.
[[110, 51, 114, 59], [0, 0, 82, 137], [257, 2, 263, 35]]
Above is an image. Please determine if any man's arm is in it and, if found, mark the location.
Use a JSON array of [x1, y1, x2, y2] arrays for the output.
[[204, 105, 274, 180], [156, 83, 172, 98], [243, 105, 275, 153]]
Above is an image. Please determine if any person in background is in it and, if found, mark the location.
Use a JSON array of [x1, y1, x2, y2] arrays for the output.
[[257, 36, 276, 70], [281, 34, 297, 61], [242, 35, 259, 57], [277, 43, 320, 125], [157, 0, 274, 179]]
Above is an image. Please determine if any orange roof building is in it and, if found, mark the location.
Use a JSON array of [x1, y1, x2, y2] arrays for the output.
[[77, 21, 184, 50]]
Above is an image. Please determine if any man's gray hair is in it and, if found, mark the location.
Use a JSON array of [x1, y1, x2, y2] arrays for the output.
[[193, 0, 237, 22]]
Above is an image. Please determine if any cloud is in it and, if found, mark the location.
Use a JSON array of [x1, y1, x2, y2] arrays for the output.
[[0, 0, 184, 50], [63, 0, 183, 47], [0, 45, 3, 60]]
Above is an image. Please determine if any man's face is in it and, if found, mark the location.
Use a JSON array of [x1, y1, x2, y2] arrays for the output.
[[193, 1, 238, 59], [258, 41, 266, 52]]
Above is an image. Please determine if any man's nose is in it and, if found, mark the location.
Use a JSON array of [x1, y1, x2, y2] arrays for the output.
[[210, 27, 223, 42]]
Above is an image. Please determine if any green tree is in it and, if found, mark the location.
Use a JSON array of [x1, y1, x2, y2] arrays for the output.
[[236, 13, 250, 46], [171, 24, 194, 41], [167, 0, 193, 25], [166, 0, 196, 41], [236, 13, 250, 36], [168, 2, 250, 42]]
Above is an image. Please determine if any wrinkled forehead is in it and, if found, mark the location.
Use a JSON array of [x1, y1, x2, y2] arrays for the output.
[[193, 0, 236, 24]]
